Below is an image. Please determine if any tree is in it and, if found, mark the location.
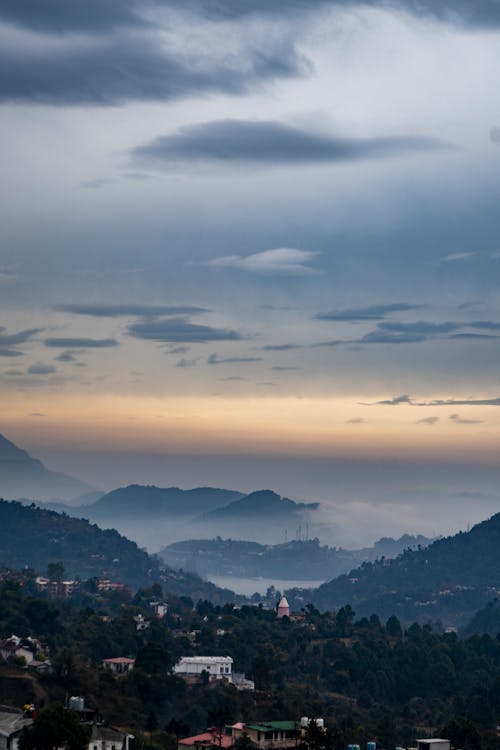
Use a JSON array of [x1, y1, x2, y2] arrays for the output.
[[20, 705, 90, 750], [47, 562, 65, 582]]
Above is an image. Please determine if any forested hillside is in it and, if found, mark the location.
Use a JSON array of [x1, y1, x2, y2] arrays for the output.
[[287, 513, 500, 626]]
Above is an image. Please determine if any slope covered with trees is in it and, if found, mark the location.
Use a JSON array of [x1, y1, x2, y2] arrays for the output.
[[287, 513, 500, 626]]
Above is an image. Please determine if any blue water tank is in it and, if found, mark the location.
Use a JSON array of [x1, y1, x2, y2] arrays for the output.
[[367, 742, 376, 750]]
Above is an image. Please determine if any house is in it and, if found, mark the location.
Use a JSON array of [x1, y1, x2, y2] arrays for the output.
[[0, 636, 34, 665], [416, 740, 450, 750], [231, 722, 301, 749], [102, 658, 135, 675], [150, 601, 168, 618], [0, 706, 33, 750], [173, 656, 233, 682], [87, 724, 134, 750], [35, 577, 79, 598], [177, 728, 234, 750]]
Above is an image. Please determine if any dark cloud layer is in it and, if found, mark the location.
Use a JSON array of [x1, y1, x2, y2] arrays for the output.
[[315, 303, 423, 321], [0, 327, 43, 346], [3, 0, 500, 32], [44, 337, 119, 348], [207, 354, 262, 364], [127, 317, 242, 343], [133, 119, 446, 166], [54, 303, 209, 317], [368, 394, 500, 407], [27, 362, 57, 375], [0, 33, 304, 106]]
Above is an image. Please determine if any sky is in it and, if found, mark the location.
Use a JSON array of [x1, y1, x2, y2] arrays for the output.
[[1, 0, 500, 541]]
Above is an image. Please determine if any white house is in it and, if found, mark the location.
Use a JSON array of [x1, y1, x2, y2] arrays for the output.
[[87, 725, 134, 750], [173, 656, 233, 681]]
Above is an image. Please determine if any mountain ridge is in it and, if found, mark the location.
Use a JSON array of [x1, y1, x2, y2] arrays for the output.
[[0, 433, 91, 500]]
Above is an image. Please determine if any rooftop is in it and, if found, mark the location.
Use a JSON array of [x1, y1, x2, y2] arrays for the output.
[[103, 657, 135, 664], [179, 732, 234, 748], [245, 722, 298, 733], [177, 656, 233, 664]]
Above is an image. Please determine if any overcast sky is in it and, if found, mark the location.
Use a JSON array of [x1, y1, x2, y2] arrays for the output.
[[1, 0, 500, 538]]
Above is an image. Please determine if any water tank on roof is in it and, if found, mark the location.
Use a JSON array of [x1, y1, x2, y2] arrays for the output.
[[367, 742, 376, 750], [69, 696, 85, 712], [300, 717, 309, 728], [316, 719, 324, 729]]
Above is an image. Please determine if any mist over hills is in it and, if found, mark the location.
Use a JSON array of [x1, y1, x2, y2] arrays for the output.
[[286, 511, 500, 627], [0, 433, 91, 500], [160, 533, 433, 581], [0, 499, 243, 603]]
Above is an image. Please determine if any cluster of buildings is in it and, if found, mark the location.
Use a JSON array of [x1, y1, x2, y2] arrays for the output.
[[0, 634, 51, 674], [178, 717, 323, 750], [0, 703, 134, 750]]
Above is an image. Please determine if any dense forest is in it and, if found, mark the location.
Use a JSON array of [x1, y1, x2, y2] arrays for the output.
[[0, 500, 242, 603], [287, 512, 500, 626], [1, 575, 500, 749]]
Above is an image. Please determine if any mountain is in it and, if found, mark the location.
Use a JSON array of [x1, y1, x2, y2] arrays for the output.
[[0, 499, 244, 603], [203, 489, 320, 519], [286, 512, 500, 627], [0, 433, 90, 500], [160, 534, 433, 580], [73, 484, 244, 520]]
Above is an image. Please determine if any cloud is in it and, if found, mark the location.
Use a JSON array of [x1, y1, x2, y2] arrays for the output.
[[44, 337, 119, 348], [27, 362, 57, 375], [207, 353, 263, 364], [468, 321, 500, 331], [363, 394, 413, 405], [449, 413, 483, 424], [315, 303, 423, 322], [417, 416, 439, 425], [315, 319, 500, 347], [175, 357, 199, 368], [167, 346, 191, 355], [270, 366, 302, 371], [0, 349, 24, 358], [54, 303, 209, 317], [378, 321, 458, 335], [208, 248, 320, 275], [440, 252, 476, 263], [417, 397, 500, 407], [55, 351, 80, 362], [0, 0, 145, 33], [346, 417, 366, 424], [366, 394, 500, 408], [132, 119, 447, 167], [0, 327, 43, 346], [4, 0, 500, 32], [490, 127, 500, 145], [127, 317, 242, 343], [28, 412, 47, 417], [357, 330, 427, 344], [262, 343, 304, 351], [0, 29, 305, 106]]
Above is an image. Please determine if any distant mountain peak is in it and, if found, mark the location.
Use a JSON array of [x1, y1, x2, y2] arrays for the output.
[[0, 432, 91, 500]]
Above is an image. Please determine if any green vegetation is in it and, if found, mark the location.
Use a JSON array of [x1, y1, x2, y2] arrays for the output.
[[2, 576, 500, 748], [160, 535, 433, 581], [287, 512, 500, 627]]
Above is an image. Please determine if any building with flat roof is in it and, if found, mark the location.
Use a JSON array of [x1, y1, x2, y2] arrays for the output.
[[416, 740, 450, 750], [173, 656, 233, 681]]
